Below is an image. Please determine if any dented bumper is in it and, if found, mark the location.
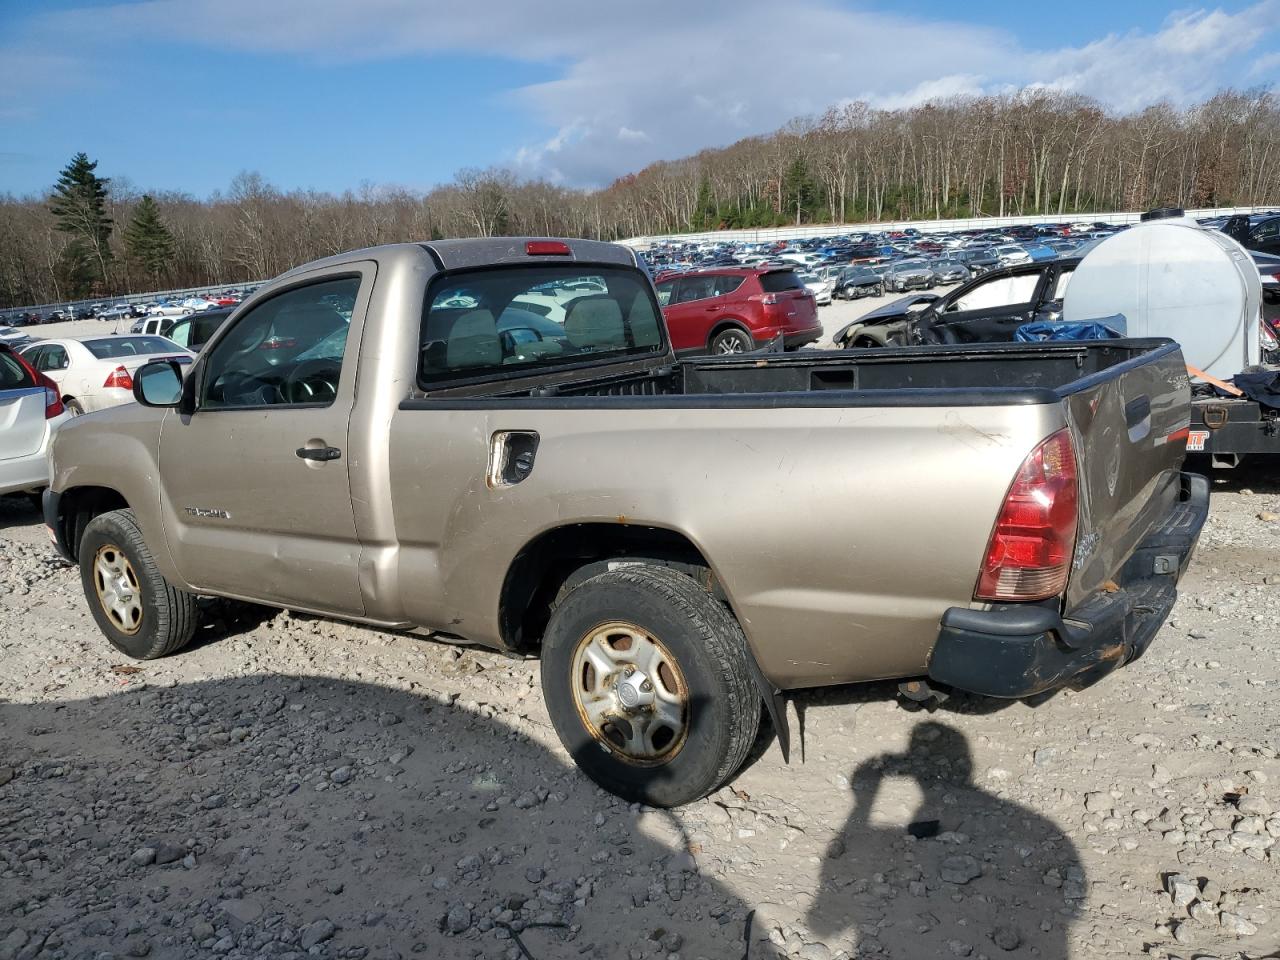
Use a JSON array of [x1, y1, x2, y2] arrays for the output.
[[927, 472, 1209, 698]]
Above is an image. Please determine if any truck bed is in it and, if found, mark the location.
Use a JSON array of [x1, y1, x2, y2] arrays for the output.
[[408, 339, 1181, 406], [394, 337, 1188, 686]]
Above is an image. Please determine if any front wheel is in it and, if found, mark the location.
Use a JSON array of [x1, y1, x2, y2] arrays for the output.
[[540, 565, 761, 807], [709, 328, 753, 355], [79, 509, 199, 659]]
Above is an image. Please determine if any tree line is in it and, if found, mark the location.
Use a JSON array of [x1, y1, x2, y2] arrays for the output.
[[2, 87, 1278, 308]]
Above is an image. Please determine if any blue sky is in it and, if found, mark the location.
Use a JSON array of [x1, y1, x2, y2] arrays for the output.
[[2, 0, 1277, 198]]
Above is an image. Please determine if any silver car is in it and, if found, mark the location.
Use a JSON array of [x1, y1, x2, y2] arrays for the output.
[[884, 259, 937, 292]]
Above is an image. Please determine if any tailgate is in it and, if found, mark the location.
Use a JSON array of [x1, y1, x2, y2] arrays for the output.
[[1061, 341, 1190, 609], [0, 387, 48, 461]]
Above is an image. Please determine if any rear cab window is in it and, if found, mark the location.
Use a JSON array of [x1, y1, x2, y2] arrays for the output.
[[419, 265, 664, 386]]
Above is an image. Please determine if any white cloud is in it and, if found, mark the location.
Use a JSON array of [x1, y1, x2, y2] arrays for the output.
[[8, 0, 1280, 186]]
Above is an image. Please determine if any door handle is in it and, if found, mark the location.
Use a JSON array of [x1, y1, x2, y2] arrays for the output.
[[295, 446, 341, 462]]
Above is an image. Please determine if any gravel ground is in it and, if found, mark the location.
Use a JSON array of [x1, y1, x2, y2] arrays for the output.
[[1, 465, 1278, 960]]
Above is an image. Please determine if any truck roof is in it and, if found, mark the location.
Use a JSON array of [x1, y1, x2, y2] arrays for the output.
[[273, 238, 641, 285]]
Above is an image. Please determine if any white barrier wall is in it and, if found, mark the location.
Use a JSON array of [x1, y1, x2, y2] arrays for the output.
[[620, 206, 1275, 248]]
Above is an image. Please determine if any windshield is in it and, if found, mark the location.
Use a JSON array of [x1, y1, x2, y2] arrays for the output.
[[419, 265, 664, 385], [82, 336, 181, 359]]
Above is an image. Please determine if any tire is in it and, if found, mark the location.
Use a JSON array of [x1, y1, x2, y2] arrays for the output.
[[65, 398, 84, 416], [79, 508, 198, 659], [540, 564, 761, 807], [709, 327, 753, 355], [876, 284, 886, 297]]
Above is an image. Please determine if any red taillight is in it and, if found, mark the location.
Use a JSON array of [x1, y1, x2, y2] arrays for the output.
[[260, 337, 298, 351], [103, 365, 133, 390], [526, 240, 571, 256], [41, 376, 64, 418], [976, 428, 1079, 602]]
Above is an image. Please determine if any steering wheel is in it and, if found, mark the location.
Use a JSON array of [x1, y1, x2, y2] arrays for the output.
[[213, 370, 276, 405], [283, 359, 340, 404]]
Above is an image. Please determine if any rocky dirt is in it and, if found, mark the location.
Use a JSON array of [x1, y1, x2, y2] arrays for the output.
[[1, 469, 1279, 960]]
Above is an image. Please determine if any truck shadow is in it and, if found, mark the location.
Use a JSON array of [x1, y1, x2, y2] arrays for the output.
[[0, 676, 1086, 959]]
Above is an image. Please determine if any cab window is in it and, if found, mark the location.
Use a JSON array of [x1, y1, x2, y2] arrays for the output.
[[200, 276, 359, 409], [419, 265, 663, 385]]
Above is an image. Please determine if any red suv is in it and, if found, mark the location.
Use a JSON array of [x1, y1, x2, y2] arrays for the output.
[[654, 267, 822, 355]]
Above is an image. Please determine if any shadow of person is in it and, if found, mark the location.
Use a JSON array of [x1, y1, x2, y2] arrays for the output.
[[0, 675, 752, 960], [806, 721, 1084, 959]]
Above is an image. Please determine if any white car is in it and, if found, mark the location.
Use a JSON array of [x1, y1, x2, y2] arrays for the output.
[[0, 325, 33, 350], [796, 271, 836, 305], [994, 243, 1032, 266], [0, 345, 71, 498], [148, 303, 196, 318], [19, 335, 195, 415], [776, 252, 824, 268]]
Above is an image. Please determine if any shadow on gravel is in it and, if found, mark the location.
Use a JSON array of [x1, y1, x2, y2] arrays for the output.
[[0, 676, 1086, 960], [0, 495, 41, 532], [808, 721, 1084, 959], [1194, 458, 1280, 495]]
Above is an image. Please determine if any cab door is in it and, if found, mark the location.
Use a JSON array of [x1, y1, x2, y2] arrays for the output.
[[156, 266, 374, 616]]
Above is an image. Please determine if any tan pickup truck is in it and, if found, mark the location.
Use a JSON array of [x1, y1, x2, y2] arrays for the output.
[[44, 238, 1208, 806]]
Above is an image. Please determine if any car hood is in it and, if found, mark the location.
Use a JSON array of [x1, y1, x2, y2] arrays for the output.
[[830, 293, 940, 343]]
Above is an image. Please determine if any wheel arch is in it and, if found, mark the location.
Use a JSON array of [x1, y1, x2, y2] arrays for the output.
[[52, 485, 130, 562], [499, 522, 791, 759], [706, 319, 753, 349]]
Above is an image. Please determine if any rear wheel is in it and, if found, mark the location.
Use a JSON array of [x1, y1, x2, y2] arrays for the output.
[[79, 509, 198, 659], [65, 398, 84, 416], [709, 328, 753, 355], [541, 564, 760, 807]]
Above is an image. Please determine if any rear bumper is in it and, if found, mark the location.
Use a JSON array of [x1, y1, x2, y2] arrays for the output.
[[928, 472, 1209, 698], [0, 449, 51, 495], [781, 330, 821, 349]]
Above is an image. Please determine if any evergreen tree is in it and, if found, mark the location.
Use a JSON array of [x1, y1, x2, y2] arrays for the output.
[[694, 177, 716, 230], [49, 152, 113, 295], [783, 156, 819, 225], [124, 195, 176, 286]]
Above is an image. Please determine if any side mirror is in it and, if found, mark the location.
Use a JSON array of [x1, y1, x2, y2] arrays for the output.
[[133, 360, 184, 408]]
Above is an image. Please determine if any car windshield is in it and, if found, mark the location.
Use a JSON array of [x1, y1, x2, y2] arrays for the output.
[[419, 265, 664, 384], [81, 336, 181, 359]]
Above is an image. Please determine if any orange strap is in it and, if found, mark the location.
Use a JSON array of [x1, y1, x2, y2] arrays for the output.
[[1186, 363, 1243, 397]]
